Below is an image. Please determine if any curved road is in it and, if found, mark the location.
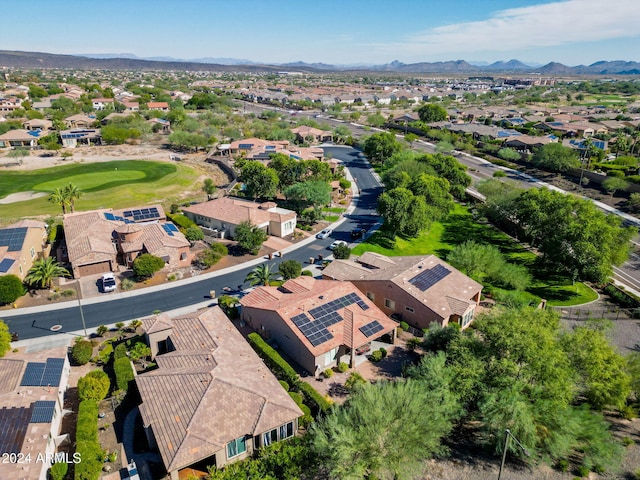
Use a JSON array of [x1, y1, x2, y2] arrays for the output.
[[3, 146, 383, 341]]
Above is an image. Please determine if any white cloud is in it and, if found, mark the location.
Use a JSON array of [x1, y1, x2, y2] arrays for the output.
[[380, 0, 640, 58]]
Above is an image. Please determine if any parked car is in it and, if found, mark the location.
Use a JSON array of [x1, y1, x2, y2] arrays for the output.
[[328, 240, 348, 250], [355, 343, 371, 355], [101, 273, 117, 293], [351, 228, 366, 239], [316, 228, 332, 239]]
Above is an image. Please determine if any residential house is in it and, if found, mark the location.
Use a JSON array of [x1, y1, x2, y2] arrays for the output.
[[0, 96, 23, 113], [60, 129, 102, 148], [0, 346, 71, 480], [64, 114, 96, 129], [62, 205, 190, 277], [290, 126, 333, 144], [22, 119, 53, 131], [147, 101, 170, 111], [563, 138, 609, 153], [147, 118, 171, 134], [0, 129, 43, 148], [91, 98, 114, 110], [121, 101, 140, 111], [240, 277, 397, 374], [0, 220, 48, 281], [182, 197, 296, 239], [504, 134, 557, 152], [322, 252, 482, 331], [137, 307, 302, 480]]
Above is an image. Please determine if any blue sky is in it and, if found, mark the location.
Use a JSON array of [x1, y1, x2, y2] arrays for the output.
[[3, 0, 639, 65]]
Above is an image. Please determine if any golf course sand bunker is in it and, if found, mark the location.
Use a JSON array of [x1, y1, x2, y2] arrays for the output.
[[0, 191, 48, 204]]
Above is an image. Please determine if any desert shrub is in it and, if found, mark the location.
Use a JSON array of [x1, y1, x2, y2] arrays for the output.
[[554, 458, 570, 472], [61, 288, 75, 297], [575, 465, 590, 478], [98, 342, 113, 364], [344, 372, 367, 391], [132, 254, 165, 279], [120, 278, 135, 291], [337, 362, 349, 373], [78, 370, 110, 401], [406, 337, 422, 351], [195, 243, 227, 269], [493, 170, 507, 178], [370, 350, 383, 362], [96, 325, 108, 336], [210, 242, 229, 255], [71, 339, 93, 365], [323, 368, 334, 378], [0, 274, 25, 304]]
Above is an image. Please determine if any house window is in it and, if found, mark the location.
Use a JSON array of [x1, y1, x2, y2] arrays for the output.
[[366, 292, 375, 301], [262, 429, 278, 447], [30, 247, 35, 258], [384, 298, 395, 310], [405, 306, 415, 313], [279, 422, 294, 440], [227, 436, 246, 459]]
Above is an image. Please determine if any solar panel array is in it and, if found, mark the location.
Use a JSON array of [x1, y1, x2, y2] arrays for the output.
[[291, 292, 372, 347], [20, 358, 65, 387], [0, 258, 15, 273], [103, 213, 134, 224], [30, 401, 56, 424], [360, 320, 384, 338], [0, 227, 28, 252], [409, 264, 451, 292], [162, 223, 179, 237], [123, 207, 161, 222]]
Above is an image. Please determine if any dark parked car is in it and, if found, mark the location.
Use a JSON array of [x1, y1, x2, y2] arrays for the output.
[[351, 228, 366, 239]]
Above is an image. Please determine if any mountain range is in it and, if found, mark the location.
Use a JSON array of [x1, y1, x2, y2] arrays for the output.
[[1, 50, 639, 75]]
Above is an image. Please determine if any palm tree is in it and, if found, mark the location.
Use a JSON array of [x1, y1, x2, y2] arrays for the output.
[[48, 187, 69, 215], [244, 263, 278, 287], [64, 183, 82, 213], [24, 257, 70, 289]]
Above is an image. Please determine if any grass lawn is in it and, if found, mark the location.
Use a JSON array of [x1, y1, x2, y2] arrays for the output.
[[352, 203, 598, 306], [0, 160, 200, 223], [323, 207, 346, 214]]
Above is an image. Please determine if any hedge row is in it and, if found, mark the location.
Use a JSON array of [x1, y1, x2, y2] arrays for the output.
[[166, 213, 197, 230], [603, 284, 640, 309], [114, 357, 134, 392], [247, 332, 331, 415], [75, 400, 103, 480], [113, 343, 127, 361]]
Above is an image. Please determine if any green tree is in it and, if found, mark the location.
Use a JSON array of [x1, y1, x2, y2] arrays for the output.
[[377, 187, 431, 238], [78, 370, 110, 402], [332, 243, 351, 260], [497, 148, 521, 161], [561, 323, 631, 410], [362, 132, 402, 166], [417, 103, 448, 123], [132, 254, 165, 279], [71, 339, 93, 365], [234, 221, 268, 255], [184, 226, 205, 243], [409, 173, 454, 220], [202, 178, 216, 200], [284, 180, 331, 212], [531, 143, 579, 173], [0, 275, 25, 305], [310, 379, 459, 480], [0, 320, 12, 357], [240, 161, 279, 200], [602, 176, 629, 198], [245, 263, 278, 287], [129, 342, 151, 363], [63, 183, 82, 213], [278, 260, 302, 280], [48, 187, 70, 215], [24, 257, 70, 289]]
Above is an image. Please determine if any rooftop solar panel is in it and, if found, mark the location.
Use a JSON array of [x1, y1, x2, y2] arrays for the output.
[[20, 358, 65, 387], [0, 258, 15, 273], [21, 362, 46, 386], [360, 320, 384, 338], [123, 211, 133, 217], [104, 213, 116, 221], [0, 227, 28, 252], [30, 401, 56, 424], [408, 264, 451, 292]]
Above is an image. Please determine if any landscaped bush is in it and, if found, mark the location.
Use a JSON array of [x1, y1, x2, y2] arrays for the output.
[[323, 368, 334, 378], [337, 362, 349, 373], [184, 226, 204, 243], [113, 343, 128, 361], [0, 274, 25, 305], [278, 380, 290, 391], [344, 372, 368, 391], [379, 347, 387, 358], [289, 391, 304, 405], [71, 339, 93, 365], [78, 370, 110, 402], [603, 284, 640, 308], [370, 350, 383, 362], [490, 288, 540, 308], [120, 278, 135, 291], [49, 461, 68, 480], [210, 242, 229, 256], [399, 321, 409, 331], [75, 400, 103, 480], [132, 253, 165, 279], [299, 382, 332, 414], [114, 357, 134, 391], [301, 270, 313, 276], [96, 325, 108, 336]]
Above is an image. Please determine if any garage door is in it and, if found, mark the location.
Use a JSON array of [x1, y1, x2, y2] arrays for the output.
[[77, 261, 111, 277]]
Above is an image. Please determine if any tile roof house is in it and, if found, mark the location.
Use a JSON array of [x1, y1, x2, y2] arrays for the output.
[[182, 197, 296, 239], [504, 134, 557, 151], [146, 101, 170, 111], [0, 346, 70, 480], [137, 307, 302, 479], [62, 205, 190, 277], [0, 129, 43, 148], [60, 128, 102, 148], [0, 220, 48, 281], [290, 126, 333, 144], [322, 252, 482, 331], [240, 277, 397, 374], [64, 114, 96, 129]]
